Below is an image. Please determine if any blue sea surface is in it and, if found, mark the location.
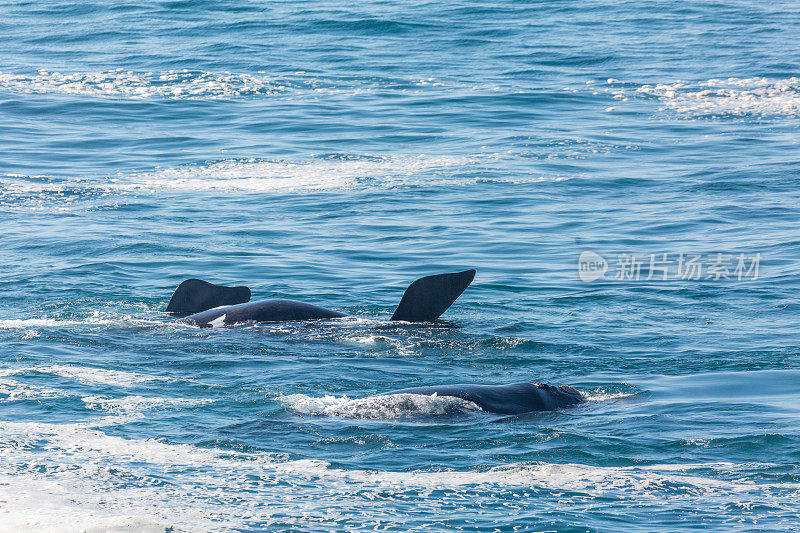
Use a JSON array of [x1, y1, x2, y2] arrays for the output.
[[1, 1, 799, 530]]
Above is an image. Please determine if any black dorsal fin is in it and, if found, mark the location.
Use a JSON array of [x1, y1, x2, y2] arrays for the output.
[[390, 269, 476, 322], [166, 279, 251, 317]]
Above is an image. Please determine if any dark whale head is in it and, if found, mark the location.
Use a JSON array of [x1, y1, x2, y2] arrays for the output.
[[532, 383, 585, 408], [387, 381, 585, 415]]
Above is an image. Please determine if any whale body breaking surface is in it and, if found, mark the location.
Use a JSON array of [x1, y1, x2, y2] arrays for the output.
[[386, 382, 586, 415], [164, 270, 585, 416], [166, 270, 476, 327]]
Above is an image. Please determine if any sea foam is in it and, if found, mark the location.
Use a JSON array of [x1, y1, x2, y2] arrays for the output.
[[0, 68, 295, 100], [279, 392, 482, 419], [633, 77, 800, 117], [0, 417, 795, 531]]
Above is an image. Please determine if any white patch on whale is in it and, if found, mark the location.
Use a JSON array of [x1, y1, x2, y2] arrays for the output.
[[208, 314, 227, 328]]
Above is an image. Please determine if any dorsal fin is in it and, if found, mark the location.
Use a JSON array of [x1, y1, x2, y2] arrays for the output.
[[390, 270, 475, 322], [166, 279, 251, 317]]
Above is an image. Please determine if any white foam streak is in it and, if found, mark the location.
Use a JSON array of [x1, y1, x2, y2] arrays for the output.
[[30, 364, 169, 387], [0, 69, 501, 102], [0, 378, 70, 400], [82, 395, 213, 414], [2, 154, 494, 200], [0, 317, 112, 329], [123, 154, 484, 193], [0, 68, 291, 100], [0, 365, 171, 403], [3, 154, 578, 212], [0, 310, 159, 330]]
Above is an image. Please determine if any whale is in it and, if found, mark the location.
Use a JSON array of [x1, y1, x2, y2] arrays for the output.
[[166, 269, 476, 327], [386, 382, 585, 415]]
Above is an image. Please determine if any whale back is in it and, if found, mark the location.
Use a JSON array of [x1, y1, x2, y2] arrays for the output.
[[166, 279, 251, 317], [390, 269, 476, 322], [387, 382, 585, 414], [184, 299, 347, 327]]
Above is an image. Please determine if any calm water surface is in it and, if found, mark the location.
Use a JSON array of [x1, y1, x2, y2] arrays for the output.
[[1, 1, 799, 531]]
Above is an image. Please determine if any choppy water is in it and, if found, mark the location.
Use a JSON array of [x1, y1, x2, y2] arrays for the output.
[[1, 1, 799, 531]]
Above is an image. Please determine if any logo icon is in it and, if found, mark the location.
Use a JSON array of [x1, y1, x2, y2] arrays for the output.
[[578, 251, 608, 282]]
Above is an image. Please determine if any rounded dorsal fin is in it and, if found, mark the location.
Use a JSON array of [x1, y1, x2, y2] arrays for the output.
[[165, 279, 250, 317], [390, 269, 475, 322]]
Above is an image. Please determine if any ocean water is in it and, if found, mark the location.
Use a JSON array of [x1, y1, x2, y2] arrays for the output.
[[1, 0, 799, 530]]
